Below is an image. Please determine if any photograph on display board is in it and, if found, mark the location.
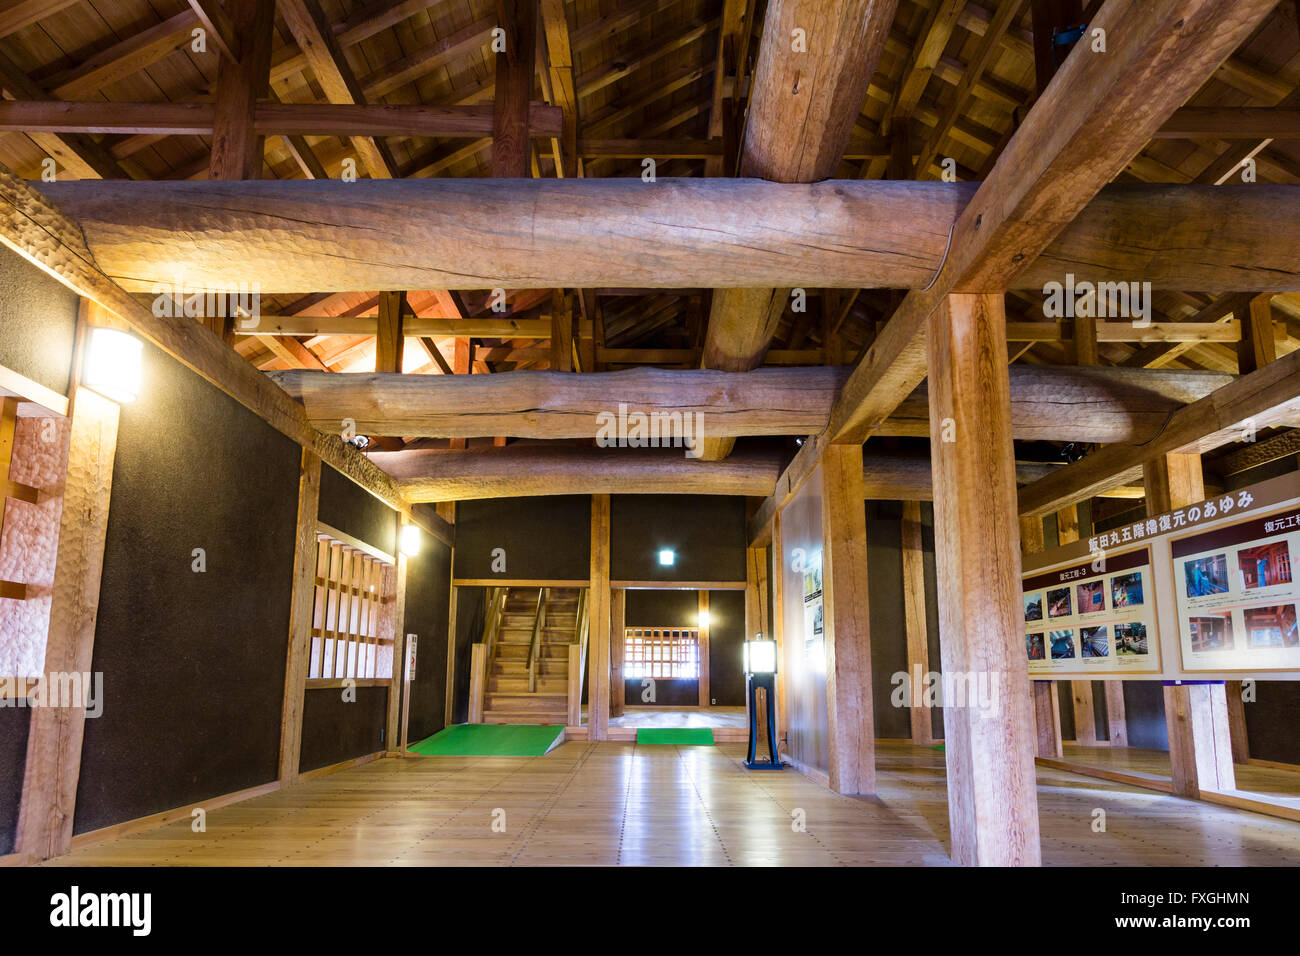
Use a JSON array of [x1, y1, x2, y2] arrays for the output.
[[1080, 625, 1109, 658], [1047, 587, 1072, 619], [1185, 554, 1230, 597], [1111, 571, 1144, 608], [1026, 632, 1045, 661], [1024, 592, 1043, 623], [1077, 580, 1106, 615], [1049, 630, 1075, 659], [1189, 612, 1234, 652], [1114, 622, 1149, 656], [1243, 605, 1298, 649], [1238, 541, 1293, 590]]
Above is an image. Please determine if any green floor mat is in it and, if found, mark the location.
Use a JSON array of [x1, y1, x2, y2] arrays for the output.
[[408, 723, 565, 756], [636, 728, 715, 746]]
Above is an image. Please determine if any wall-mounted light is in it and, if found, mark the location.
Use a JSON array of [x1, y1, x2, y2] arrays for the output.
[[658, 548, 675, 566], [743, 638, 778, 675], [697, 610, 710, 628], [83, 327, 142, 403], [399, 524, 421, 557]]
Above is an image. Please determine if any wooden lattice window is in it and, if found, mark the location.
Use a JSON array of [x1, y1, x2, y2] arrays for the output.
[[624, 627, 700, 680], [307, 528, 396, 682]]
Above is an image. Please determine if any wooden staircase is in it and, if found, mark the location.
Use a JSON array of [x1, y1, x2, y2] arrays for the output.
[[480, 587, 582, 725]]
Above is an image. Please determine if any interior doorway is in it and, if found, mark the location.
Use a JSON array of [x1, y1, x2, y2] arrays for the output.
[[606, 586, 747, 737]]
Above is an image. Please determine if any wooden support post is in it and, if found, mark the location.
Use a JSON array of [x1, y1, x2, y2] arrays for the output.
[[467, 643, 486, 723], [376, 291, 406, 373], [772, 513, 787, 751], [383, 517, 409, 752], [492, 0, 537, 178], [1104, 681, 1129, 747], [1143, 452, 1236, 797], [1224, 680, 1250, 764], [697, 590, 711, 707], [448, 339, 471, 450], [745, 545, 770, 752], [610, 588, 625, 718], [208, 0, 274, 181], [277, 449, 322, 784], [587, 494, 610, 739], [16, 387, 120, 862], [929, 293, 1040, 866], [550, 290, 573, 371], [1030, 0, 1084, 95], [1235, 293, 1277, 374], [901, 500, 932, 745], [819, 444, 874, 795], [1055, 502, 1097, 746], [1020, 513, 1062, 760]]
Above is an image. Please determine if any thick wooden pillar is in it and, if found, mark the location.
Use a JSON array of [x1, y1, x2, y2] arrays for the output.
[[901, 500, 932, 745], [1020, 514, 1062, 759], [929, 293, 1040, 866], [1143, 453, 1236, 797], [819, 444, 875, 795], [745, 545, 771, 752], [209, 0, 274, 181], [1225, 681, 1250, 763], [17, 385, 120, 862], [610, 588, 625, 718], [1054, 503, 1097, 746], [1235, 293, 1276, 374], [492, 0, 537, 178], [1105, 682, 1129, 747], [771, 515, 787, 751], [384, 517, 410, 753], [376, 291, 406, 373], [278, 448, 322, 783], [697, 590, 711, 707], [587, 494, 611, 739]]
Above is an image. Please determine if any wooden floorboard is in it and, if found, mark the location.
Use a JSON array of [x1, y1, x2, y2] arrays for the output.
[[39, 742, 1300, 866]]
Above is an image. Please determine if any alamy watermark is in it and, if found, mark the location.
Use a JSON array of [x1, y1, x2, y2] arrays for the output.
[[1042, 273, 1151, 326], [595, 403, 705, 458], [0, 672, 103, 718]]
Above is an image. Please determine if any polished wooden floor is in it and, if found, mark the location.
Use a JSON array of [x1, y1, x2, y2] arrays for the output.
[[608, 706, 748, 729], [47, 742, 1300, 866]]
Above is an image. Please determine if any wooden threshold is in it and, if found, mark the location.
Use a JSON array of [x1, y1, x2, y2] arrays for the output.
[[612, 580, 746, 590], [1035, 756, 1176, 794]]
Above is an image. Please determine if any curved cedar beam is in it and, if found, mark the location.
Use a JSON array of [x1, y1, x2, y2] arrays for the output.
[[269, 365, 849, 439], [373, 444, 786, 501], [37, 178, 1300, 293], [270, 363, 1231, 442]]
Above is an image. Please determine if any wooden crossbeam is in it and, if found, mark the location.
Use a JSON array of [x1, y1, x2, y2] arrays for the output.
[[826, 0, 1279, 449], [0, 101, 563, 139], [375, 444, 786, 501], [239, 315, 552, 338], [268, 363, 1230, 442], [1158, 107, 1300, 138], [1018, 347, 1300, 515], [41, 178, 1300, 294]]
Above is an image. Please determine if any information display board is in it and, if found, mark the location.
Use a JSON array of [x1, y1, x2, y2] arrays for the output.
[[1171, 504, 1300, 672], [1019, 470, 1300, 680], [1023, 546, 1161, 676]]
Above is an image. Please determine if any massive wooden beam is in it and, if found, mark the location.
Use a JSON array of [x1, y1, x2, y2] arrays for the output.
[[884, 366, 1233, 443], [0, 162, 422, 530], [374, 444, 785, 501], [0, 101, 563, 138], [825, 0, 1280, 448], [698, 0, 899, 460], [1018, 346, 1300, 515], [270, 366, 847, 439], [270, 363, 1232, 441], [39, 178, 1300, 293]]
